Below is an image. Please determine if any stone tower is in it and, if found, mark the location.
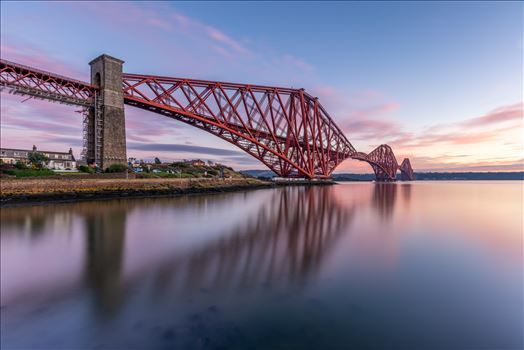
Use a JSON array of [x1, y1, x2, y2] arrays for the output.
[[86, 54, 127, 169]]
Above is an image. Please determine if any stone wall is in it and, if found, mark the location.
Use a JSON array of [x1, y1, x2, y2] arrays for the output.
[[88, 55, 127, 170]]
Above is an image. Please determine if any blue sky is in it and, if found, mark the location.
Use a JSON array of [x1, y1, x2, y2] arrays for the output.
[[1, 1, 522, 171]]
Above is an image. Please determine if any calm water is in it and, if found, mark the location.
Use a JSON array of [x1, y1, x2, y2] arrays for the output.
[[1, 182, 522, 349]]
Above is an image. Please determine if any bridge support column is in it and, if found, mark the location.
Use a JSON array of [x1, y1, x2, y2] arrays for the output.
[[87, 54, 127, 169]]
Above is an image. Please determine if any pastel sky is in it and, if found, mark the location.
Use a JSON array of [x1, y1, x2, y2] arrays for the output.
[[1, 1, 522, 172]]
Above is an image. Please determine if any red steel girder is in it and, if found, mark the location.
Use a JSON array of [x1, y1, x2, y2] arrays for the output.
[[122, 73, 356, 178], [399, 158, 415, 180], [0, 58, 415, 179], [351, 144, 399, 181], [0, 59, 97, 106]]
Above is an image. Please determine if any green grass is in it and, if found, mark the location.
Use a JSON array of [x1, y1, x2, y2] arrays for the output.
[[3, 169, 56, 177]]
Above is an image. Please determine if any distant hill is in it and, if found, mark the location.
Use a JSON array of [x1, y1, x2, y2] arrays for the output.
[[242, 170, 524, 181]]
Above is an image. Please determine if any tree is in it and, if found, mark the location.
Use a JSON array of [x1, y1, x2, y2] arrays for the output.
[[28, 151, 49, 169], [154, 157, 161, 164]]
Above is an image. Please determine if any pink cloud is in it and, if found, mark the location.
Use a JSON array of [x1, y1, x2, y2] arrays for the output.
[[205, 26, 250, 56], [67, 2, 252, 59], [169, 8, 252, 56], [282, 54, 314, 72], [424, 126, 515, 145], [342, 119, 402, 139], [0, 93, 84, 154], [391, 102, 523, 150], [460, 102, 523, 127], [0, 39, 87, 81], [332, 99, 523, 172], [313, 85, 337, 98], [311, 85, 404, 143], [347, 102, 400, 120], [333, 99, 522, 154], [336, 99, 403, 140], [405, 155, 524, 172], [62, 1, 320, 78], [146, 17, 172, 31]]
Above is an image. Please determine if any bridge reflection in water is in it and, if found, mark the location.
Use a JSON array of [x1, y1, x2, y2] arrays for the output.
[[84, 206, 127, 314], [77, 186, 361, 314], [0, 184, 402, 332], [2, 183, 521, 350], [146, 187, 349, 298]]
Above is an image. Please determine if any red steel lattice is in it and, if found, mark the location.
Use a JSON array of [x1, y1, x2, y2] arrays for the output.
[[399, 158, 415, 181], [351, 144, 400, 181], [0, 58, 414, 180], [122, 73, 356, 178], [0, 59, 96, 106]]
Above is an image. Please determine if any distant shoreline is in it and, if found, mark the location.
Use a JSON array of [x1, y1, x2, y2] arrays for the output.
[[335, 179, 524, 182], [242, 170, 524, 181]]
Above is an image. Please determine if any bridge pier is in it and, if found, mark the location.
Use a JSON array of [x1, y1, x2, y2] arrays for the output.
[[86, 54, 127, 169]]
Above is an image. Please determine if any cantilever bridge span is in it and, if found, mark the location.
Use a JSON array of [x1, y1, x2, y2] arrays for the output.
[[0, 55, 413, 181]]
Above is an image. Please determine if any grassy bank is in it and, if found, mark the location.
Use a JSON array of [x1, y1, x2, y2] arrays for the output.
[[0, 177, 335, 206], [0, 177, 269, 206]]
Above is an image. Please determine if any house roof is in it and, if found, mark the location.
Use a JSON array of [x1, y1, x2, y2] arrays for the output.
[[0, 147, 71, 155], [0, 148, 76, 161]]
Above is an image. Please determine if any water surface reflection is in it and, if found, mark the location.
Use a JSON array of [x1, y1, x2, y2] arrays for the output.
[[1, 182, 522, 349]]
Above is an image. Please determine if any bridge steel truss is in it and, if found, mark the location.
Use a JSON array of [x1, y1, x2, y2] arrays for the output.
[[399, 158, 415, 181], [122, 74, 355, 178], [0, 59, 96, 106], [352, 144, 415, 181], [0, 58, 414, 180], [0, 59, 101, 162]]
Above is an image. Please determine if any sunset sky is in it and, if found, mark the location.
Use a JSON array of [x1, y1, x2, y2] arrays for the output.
[[1, 1, 522, 172]]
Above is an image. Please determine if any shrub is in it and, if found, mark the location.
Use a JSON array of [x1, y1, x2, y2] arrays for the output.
[[78, 165, 94, 174], [105, 164, 128, 173], [15, 161, 28, 170]]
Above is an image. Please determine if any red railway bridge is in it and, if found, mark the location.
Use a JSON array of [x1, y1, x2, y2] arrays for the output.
[[0, 54, 414, 181]]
